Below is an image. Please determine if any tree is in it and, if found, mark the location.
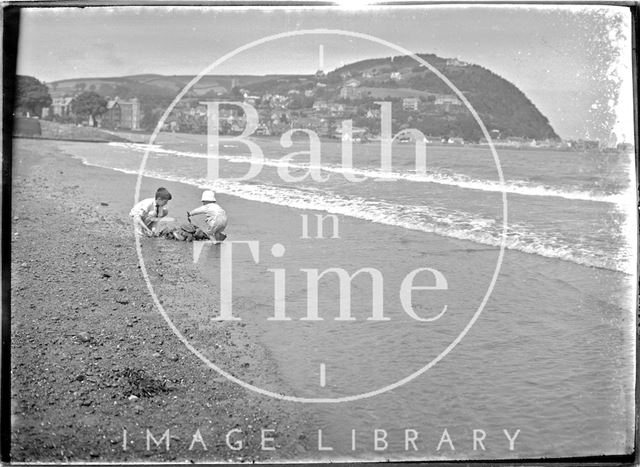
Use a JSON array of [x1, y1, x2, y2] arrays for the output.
[[71, 91, 107, 127], [16, 75, 52, 117]]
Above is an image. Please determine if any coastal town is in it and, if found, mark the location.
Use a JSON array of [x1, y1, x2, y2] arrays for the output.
[[15, 55, 631, 152]]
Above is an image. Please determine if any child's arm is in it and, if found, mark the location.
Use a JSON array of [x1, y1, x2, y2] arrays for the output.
[[188, 205, 208, 216], [132, 215, 153, 236]]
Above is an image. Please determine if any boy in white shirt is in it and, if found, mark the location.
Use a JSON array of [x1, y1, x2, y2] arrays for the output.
[[187, 190, 227, 243], [129, 187, 172, 237]]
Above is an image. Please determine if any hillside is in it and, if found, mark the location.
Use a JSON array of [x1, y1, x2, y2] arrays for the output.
[[47, 54, 558, 141], [49, 74, 307, 99], [324, 54, 558, 140]]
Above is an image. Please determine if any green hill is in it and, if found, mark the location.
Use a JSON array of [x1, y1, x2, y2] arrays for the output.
[[48, 74, 306, 99], [324, 54, 558, 140], [47, 54, 558, 141]]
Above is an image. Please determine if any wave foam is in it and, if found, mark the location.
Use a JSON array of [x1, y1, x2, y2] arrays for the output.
[[79, 153, 631, 274], [108, 142, 623, 204]]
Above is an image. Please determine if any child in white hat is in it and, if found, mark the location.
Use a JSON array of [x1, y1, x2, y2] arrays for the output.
[[187, 190, 228, 243]]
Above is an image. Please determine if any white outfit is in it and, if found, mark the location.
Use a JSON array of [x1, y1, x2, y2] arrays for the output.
[[129, 198, 169, 234], [189, 202, 227, 238]]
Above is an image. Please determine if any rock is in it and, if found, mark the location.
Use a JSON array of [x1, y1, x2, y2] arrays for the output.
[[100, 202, 109, 206], [77, 332, 91, 343], [128, 395, 138, 401], [75, 374, 85, 382]]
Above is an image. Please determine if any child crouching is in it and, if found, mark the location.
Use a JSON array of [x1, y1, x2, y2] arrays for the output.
[[129, 187, 172, 237], [187, 190, 227, 243]]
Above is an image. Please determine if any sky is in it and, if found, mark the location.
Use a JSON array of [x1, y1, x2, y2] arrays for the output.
[[15, 5, 634, 142]]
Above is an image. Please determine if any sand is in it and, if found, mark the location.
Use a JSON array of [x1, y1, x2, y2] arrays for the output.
[[9, 138, 312, 462]]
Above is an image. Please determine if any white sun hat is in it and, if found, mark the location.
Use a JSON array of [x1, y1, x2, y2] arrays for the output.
[[201, 190, 216, 202]]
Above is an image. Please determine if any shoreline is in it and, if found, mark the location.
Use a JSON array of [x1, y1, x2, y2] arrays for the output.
[[111, 129, 631, 155], [10, 139, 312, 462], [61, 137, 632, 275], [10, 138, 635, 461]]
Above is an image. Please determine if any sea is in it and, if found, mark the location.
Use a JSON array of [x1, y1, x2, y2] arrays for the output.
[[56, 132, 637, 460]]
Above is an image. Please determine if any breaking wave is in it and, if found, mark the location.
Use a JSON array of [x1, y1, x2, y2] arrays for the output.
[[108, 142, 624, 204], [78, 152, 631, 274]]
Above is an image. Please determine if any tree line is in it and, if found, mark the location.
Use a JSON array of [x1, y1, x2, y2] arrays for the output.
[[16, 75, 111, 127]]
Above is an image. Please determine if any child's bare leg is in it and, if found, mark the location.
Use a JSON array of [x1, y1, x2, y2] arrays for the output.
[[208, 227, 222, 244]]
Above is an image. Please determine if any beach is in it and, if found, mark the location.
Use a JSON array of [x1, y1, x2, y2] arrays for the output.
[[10, 138, 313, 462], [10, 3, 637, 463], [10, 135, 636, 462]]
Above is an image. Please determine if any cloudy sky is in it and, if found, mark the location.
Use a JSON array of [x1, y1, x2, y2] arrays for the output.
[[16, 5, 633, 142]]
